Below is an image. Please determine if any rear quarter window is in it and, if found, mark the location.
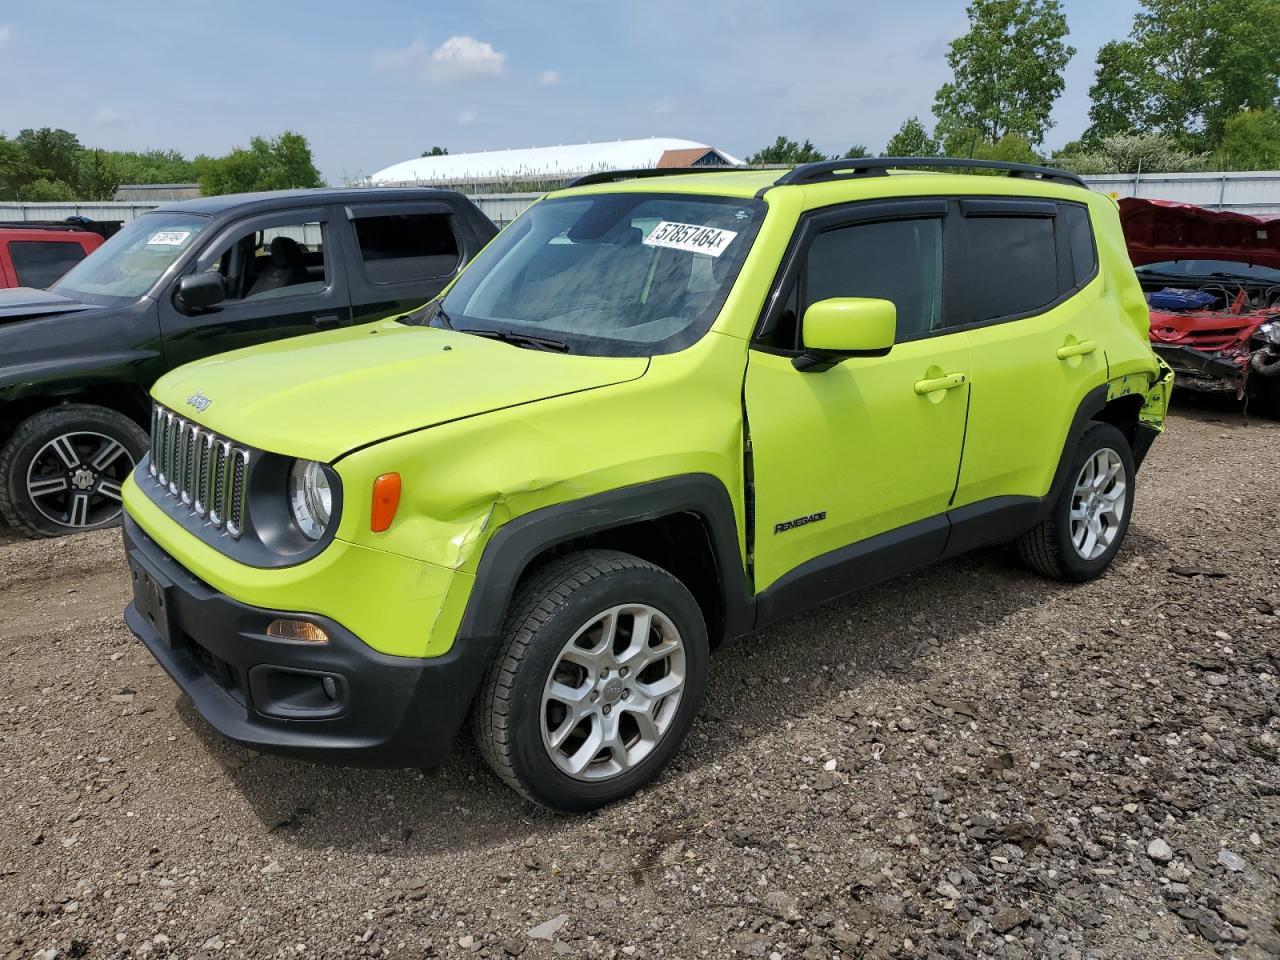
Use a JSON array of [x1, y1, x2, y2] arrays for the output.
[[1059, 203, 1098, 288]]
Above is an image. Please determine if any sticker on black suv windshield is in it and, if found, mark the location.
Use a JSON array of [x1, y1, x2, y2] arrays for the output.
[[643, 221, 738, 257], [147, 231, 191, 246]]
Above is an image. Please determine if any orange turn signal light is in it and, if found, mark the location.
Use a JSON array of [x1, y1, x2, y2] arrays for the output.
[[266, 619, 330, 643], [371, 473, 402, 533]]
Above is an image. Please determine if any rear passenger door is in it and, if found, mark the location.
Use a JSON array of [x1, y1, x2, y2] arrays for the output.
[[158, 206, 353, 369], [340, 202, 466, 323], [952, 199, 1107, 507]]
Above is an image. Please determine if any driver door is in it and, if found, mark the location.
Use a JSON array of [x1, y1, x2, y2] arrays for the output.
[[158, 206, 352, 369], [746, 201, 971, 601]]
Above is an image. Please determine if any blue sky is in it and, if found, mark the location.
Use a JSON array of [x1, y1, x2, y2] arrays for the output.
[[0, 0, 1141, 183]]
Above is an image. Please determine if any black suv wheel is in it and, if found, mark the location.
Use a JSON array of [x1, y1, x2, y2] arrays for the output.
[[0, 405, 148, 538], [1018, 421, 1136, 582], [473, 549, 709, 811]]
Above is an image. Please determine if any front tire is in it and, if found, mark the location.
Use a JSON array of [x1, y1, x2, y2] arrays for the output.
[[0, 404, 148, 538], [1017, 421, 1136, 582], [473, 550, 709, 811]]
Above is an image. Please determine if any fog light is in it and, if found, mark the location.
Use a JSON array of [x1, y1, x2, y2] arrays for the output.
[[266, 619, 330, 643]]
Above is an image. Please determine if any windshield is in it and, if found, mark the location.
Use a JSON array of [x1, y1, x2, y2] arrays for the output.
[[1135, 259, 1280, 283], [436, 192, 765, 356], [53, 212, 209, 304]]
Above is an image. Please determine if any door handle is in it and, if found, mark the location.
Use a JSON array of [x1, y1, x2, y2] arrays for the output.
[[913, 372, 967, 396], [1056, 339, 1097, 360], [313, 314, 341, 331]]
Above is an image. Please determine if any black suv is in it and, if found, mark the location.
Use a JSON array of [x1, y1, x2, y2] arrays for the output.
[[0, 187, 497, 537]]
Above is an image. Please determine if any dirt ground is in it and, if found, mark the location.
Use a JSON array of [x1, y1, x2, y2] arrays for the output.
[[1, 398, 1277, 960]]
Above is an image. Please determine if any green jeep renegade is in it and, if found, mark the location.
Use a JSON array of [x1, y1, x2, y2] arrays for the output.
[[122, 159, 1173, 811]]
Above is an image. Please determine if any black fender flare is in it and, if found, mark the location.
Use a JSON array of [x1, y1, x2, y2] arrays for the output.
[[456, 474, 754, 646], [1038, 384, 1110, 521]]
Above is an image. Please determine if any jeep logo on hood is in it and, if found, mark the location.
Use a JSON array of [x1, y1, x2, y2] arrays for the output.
[[186, 392, 212, 412]]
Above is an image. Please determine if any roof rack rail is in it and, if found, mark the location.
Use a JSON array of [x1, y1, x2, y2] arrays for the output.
[[773, 157, 1087, 189], [567, 166, 743, 188]]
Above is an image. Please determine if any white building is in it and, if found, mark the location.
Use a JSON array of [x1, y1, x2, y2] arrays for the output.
[[368, 138, 741, 190]]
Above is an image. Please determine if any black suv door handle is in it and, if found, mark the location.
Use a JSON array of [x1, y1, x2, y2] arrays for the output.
[[313, 314, 341, 331]]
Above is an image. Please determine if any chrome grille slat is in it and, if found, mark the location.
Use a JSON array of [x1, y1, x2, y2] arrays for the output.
[[148, 403, 250, 539]]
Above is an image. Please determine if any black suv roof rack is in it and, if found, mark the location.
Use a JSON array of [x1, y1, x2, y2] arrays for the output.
[[773, 157, 1087, 189], [567, 166, 744, 188]]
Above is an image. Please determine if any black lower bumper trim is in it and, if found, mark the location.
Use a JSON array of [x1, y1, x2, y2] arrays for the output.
[[122, 514, 496, 768]]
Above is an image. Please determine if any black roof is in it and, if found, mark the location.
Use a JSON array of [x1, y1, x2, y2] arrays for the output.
[[148, 186, 463, 217]]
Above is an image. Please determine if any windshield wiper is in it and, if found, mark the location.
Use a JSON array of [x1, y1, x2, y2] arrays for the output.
[[457, 327, 570, 353]]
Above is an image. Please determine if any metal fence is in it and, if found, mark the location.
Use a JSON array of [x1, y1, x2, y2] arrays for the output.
[[2, 172, 1276, 227]]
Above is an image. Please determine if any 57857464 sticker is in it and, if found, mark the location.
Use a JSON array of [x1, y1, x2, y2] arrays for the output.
[[643, 221, 738, 258]]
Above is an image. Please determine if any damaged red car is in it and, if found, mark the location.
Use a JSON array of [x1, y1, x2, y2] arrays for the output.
[[1121, 197, 1280, 417]]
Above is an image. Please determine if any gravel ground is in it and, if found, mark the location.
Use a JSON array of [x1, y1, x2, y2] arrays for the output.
[[1, 399, 1277, 960]]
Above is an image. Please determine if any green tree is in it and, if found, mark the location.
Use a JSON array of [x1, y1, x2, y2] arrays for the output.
[[932, 0, 1076, 149], [106, 149, 199, 184], [1215, 109, 1280, 170], [195, 132, 324, 196], [15, 128, 83, 186], [0, 135, 27, 198], [1054, 133, 1204, 174], [74, 149, 120, 201], [421, 146, 449, 157], [746, 136, 829, 165], [840, 144, 871, 159], [883, 117, 941, 157], [1086, 0, 1280, 149], [971, 134, 1041, 165]]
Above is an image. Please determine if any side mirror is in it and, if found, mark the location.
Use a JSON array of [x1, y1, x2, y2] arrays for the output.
[[176, 273, 226, 314], [795, 297, 896, 372]]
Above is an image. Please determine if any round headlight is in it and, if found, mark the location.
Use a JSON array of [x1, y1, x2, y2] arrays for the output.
[[289, 460, 332, 540]]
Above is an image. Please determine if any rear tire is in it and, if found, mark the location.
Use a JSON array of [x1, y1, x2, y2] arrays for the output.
[[1017, 421, 1136, 582], [473, 549, 709, 812], [0, 404, 147, 538]]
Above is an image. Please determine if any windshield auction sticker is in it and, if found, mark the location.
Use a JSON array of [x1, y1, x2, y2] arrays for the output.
[[643, 221, 738, 257], [147, 231, 191, 246]]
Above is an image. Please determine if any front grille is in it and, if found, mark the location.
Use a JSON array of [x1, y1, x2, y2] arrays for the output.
[[148, 404, 251, 538]]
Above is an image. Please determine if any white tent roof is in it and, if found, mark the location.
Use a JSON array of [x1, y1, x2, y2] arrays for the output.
[[369, 137, 741, 184]]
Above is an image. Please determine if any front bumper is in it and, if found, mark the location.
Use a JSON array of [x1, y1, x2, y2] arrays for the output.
[[122, 514, 495, 768], [1151, 343, 1241, 392]]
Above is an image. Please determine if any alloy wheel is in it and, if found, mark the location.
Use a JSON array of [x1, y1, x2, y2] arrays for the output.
[[540, 603, 687, 782], [25, 431, 135, 530], [1069, 447, 1127, 561]]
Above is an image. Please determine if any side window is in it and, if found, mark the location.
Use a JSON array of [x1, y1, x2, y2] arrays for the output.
[[209, 221, 327, 303], [352, 213, 460, 284], [805, 218, 943, 342], [963, 216, 1057, 322], [9, 240, 89, 288], [1058, 204, 1097, 288]]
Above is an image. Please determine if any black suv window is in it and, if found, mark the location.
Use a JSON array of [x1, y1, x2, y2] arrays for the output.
[[962, 215, 1057, 323], [209, 221, 328, 302], [353, 213, 460, 284], [9, 240, 88, 288]]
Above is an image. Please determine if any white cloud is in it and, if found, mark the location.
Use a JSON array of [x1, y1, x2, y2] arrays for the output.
[[92, 106, 128, 125], [373, 35, 506, 86], [0, 25, 13, 49], [457, 109, 478, 126], [537, 69, 560, 87], [649, 98, 676, 116]]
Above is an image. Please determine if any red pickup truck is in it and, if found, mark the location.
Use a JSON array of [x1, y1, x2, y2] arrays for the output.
[[0, 223, 105, 289]]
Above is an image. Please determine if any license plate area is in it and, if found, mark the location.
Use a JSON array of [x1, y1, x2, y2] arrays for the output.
[[129, 554, 174, 645]]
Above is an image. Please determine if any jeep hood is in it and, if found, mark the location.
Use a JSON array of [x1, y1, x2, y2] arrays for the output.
[[0, 286, 99, 324], [151, 321, 649, 461], [1119, 197, 1280, 270]]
